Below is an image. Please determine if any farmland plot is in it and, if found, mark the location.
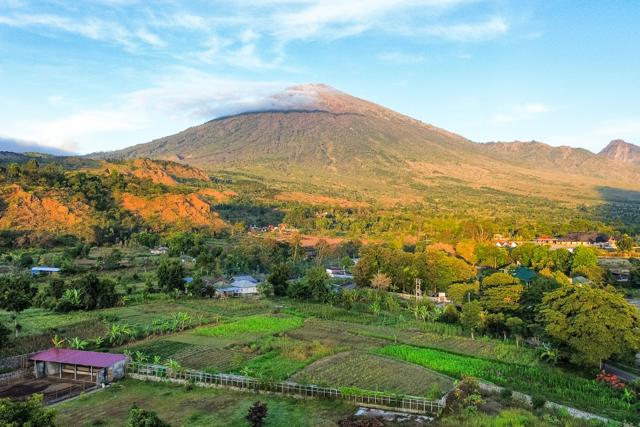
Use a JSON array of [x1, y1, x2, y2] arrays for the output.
[[291, 352, 454, 397], [193, 316, 303, 338], [286, 319, 391, 351]]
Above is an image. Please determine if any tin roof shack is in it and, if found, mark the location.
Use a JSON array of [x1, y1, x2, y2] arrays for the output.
[[29, 349, 128, 385], [30, 267, 61, 276]]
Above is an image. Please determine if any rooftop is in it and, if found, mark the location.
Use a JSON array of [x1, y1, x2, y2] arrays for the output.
[[233, 276, 258, 283], [31, 267, 61, 272], [29, 349, 128, 368], [233, 280, 257, 288]]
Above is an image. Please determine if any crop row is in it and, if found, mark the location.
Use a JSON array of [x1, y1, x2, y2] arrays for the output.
[[378, 345, 628, 411], [193, 316, 303, 338]]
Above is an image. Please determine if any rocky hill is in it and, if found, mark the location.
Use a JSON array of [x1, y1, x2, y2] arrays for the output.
[[598, 139, 640, 164]]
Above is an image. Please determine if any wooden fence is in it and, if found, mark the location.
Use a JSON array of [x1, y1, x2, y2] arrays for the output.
[[130, 364, 443, 414]]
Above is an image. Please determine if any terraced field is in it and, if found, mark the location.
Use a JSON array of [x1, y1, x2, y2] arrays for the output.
[[291, 352, 454, 396]]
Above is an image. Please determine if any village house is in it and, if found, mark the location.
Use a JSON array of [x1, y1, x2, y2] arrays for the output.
[[532, 235, 556, 245], [557, 232, 622, 248], [150, 247, 169, 254], [326, 266, 353, 279]]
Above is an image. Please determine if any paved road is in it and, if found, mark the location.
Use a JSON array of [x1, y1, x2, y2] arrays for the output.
[[603, 364, 638, 382]]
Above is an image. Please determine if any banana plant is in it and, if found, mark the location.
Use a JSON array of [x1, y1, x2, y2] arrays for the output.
[[92, 336, 104, 347], [153, 355, 161, 365], [135, 351, 148, 363], [52, 334, 65, 348], [370, 301, 381, 316], [69, 337, 88, 350], [65, 289, 82, 307]]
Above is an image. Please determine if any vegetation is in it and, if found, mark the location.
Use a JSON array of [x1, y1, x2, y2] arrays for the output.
[[192, 317, 303, 338]]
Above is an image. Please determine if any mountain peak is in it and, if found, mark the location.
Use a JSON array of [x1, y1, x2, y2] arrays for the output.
[[598, 139, 640, 164], [271, 83, 379, 114]]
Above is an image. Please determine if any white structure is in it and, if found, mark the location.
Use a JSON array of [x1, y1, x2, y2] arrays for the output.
[[232, 280, 258, 294], [151, 247, 169, 254]]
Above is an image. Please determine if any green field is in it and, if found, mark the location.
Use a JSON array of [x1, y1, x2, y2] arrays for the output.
[[193, 316, 303, 338], [55, 379, 357, 427], [291, 352, 454, 397]]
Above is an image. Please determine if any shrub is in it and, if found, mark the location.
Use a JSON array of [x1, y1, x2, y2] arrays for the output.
[[232, 353, 246, 368], [245, 401, 268, 427], [531, 395, 546, 409], [500, 388, 513, 400]]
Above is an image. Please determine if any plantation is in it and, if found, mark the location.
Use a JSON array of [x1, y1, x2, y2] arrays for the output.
[[379, 345, 639, 422], [193, 316, 303, 338], [292, 352, 454, 397]]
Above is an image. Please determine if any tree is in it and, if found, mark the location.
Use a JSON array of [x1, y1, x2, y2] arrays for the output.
[[314, 238, 330, 266], [481, 273, 523, 312], [448, 282, 478, 307], [257, 281, 273, 298], [157, 259, 186, 293], [455, 240, 478, 264], [570, 246, 598, 269], [371, 272, 391, 290], [618, 234, 635, 252], [339, 256, 355, 270], [287, 280, 309, 300], [245, 401, 268, 427], [187, 272, 204, 296], [267, 263, 290, 297], [441, 303, 460, 324], [0, 394, 58, 426], [540, 284, 640, 365], [103, 249, 122, 270], [0, 276, 35, 336], [461, 301, 484, 339], [305, 267, 330, 301], [506, 317, 527, 348], [290, 232, 303, 262], [571, 265, 610, 287], [0, 322, 11, 352], [127, 403, 171, 427]]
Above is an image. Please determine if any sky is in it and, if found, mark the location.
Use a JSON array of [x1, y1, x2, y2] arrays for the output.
[[0, 0, 639, 155]]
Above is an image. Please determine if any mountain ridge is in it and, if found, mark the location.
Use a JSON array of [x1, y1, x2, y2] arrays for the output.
[[598, 139, 640, 164], [85, 84, 640, 208]]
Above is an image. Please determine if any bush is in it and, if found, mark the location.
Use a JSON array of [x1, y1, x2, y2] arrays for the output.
[[440, 303, 460, 324], [245, 401, 268, 427], [500, 388, 513, 400], [531, 395, 546, 409], [232, 353, 246, 367]]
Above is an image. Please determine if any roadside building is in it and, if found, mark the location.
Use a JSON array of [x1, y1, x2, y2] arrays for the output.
[[532, 235, 556, 245], [29, 349, 128, 385]]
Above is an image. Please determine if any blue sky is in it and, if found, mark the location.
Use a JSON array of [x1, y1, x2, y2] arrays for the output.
[[0, 0, 639, 155]]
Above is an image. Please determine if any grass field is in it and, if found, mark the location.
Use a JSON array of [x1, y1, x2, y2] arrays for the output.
[[193, 316, 303, 338], [55, 379, 358, 427], [291, 352, 454, 397]]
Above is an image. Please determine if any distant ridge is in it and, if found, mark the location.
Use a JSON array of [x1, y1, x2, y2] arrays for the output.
[[598, 139, 640, 164]]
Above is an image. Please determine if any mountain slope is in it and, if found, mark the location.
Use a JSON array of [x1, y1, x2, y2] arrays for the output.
[[598, 139, 640, 164], [88, 84, 640, 207]]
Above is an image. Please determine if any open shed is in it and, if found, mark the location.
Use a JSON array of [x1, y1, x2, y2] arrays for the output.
[[29, 349, 128, 385]]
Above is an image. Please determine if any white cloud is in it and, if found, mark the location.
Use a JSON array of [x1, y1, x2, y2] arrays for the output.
[[0, 13, 163, 49], [0, 1, 508, 70], [379, 52, 425, 64], [513, 103, 551, 114], [493, 102, 553, 123]]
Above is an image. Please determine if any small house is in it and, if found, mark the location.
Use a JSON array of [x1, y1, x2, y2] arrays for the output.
[[215, 287, 239, 299], [232, 276, 258, 284], [325, 267, 353, 279], [151, 247, 169, 255], [233, 280, 258, 295], [30, 267, 61, 276], [29, 349, 128, 385]]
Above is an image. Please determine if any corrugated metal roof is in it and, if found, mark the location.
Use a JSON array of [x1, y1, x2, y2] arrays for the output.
[[233, 276, 258, 283], [233, 280, 257, 288], [29, 349, 128, 368], [31, 267, 61, 272]]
